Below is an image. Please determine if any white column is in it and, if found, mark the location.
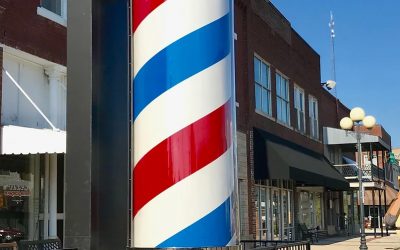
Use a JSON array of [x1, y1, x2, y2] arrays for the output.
[[45, 66, 66, 129], [44, 154, 49, 239], [49, 154, 58, 238], [28, 155, 35, 239]]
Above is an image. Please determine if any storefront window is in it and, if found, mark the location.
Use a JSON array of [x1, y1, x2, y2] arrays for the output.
[[298, 190, 324, 229], [282, 190, 294, 240], [272, 189, 280, 240], [315, 193, 323, 228], [255, 180, 294, 241], [255, 187, 260, 239], [0, 154, 63, 243], [260, 187, 267, 239], [0, 155, 37, 242]]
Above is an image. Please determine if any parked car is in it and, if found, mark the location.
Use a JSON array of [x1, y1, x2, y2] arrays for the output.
[[0, 227, 24, 242]]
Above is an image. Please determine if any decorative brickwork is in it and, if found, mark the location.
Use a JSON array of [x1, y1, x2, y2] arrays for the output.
[[237, 131, 250, 239], [248, 129, 256, 239]]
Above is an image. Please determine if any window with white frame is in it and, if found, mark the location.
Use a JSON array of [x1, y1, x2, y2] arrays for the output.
[[309, 95, 319, 139], [294, 85, 305, 133], [276, 73, 290, 125], [38, 0, 67, 26], [254, 56, 272, 115]]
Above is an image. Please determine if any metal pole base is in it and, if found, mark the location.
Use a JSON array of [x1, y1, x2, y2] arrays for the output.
[[359, 233, 368, 250]]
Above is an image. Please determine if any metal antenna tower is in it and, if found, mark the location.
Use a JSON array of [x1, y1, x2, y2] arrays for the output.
[[329, 11, 340, 121]]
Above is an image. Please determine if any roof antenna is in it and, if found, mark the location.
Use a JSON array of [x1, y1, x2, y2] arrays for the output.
[[329, 11, 340, 123], [329, 11, 337, 85]]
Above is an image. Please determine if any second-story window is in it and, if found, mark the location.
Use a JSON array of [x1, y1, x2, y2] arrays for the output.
[[254, 56, 271, 116], [309, 95, 319, 139], [38, 0, 67, 26], [294, 85, 305, 133], [41, 0, 62, 16], [276, 72, 290, 125]]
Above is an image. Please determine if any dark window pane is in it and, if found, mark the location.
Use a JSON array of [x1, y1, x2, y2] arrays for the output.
[[254, 57, 261, 83], [262, 89, 269, 114], [255, 85, 262, 110], [41, 0, 62, 16], [261, 63, 268, 87]]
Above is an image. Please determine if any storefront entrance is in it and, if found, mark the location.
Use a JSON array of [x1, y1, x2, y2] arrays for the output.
[[255, 180, 294, 241], [297, 188, 324, 230]]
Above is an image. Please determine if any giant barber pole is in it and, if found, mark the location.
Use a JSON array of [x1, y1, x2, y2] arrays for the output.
[[132, 0, 237, 247]]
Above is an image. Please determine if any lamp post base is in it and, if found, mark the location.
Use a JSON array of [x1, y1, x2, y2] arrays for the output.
[[360, 233, 368, 250]]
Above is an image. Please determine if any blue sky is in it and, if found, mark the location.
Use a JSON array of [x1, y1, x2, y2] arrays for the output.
[[271, 0, 400, 148]]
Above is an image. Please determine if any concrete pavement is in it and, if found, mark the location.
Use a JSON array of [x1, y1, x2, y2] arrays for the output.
[[312, 234, 400, 250]]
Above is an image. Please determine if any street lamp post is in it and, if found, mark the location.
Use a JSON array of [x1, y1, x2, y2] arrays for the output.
[[340, 107, 376, 250]]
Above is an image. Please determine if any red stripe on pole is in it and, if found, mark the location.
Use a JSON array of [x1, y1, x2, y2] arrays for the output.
[[133, 0, 166, 32], [133, 101, 232, 216]]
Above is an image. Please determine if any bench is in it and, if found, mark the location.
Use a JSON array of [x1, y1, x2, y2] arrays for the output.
[[297, 223, 317, 243]]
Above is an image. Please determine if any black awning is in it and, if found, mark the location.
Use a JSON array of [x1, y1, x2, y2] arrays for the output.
[[254, 129, 349, 190]]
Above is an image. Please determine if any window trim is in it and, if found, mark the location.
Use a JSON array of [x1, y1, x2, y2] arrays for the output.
[[294, 84, 306, 133], [308, 95, 319, 139], [254, 54, 272, 117], [276, 72, 290, 126], [37, 0, 67, 27]]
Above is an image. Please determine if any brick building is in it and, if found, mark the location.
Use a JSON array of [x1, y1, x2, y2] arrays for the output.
[[327, 124, 397, 232], [0, 0, 66, 241], [234, 0, 353, 240]]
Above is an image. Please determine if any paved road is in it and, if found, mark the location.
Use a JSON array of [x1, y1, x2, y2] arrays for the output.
[[312, 234, 400, 250]]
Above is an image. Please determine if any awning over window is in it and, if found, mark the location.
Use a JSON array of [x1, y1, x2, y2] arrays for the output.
[[254, 129, 349, 190], [0, 125, 66, 154]]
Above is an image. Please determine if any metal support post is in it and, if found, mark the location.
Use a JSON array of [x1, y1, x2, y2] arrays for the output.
[[356, 124, 367, 250]]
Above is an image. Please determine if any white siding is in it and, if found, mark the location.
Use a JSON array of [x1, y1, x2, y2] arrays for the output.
[[2, 52, 66, 130]]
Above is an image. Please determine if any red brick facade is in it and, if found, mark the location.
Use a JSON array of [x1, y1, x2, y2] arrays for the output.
[[234, 0, 351, 238], [0, 0, 66, 65], [235, 0, 350, 155]]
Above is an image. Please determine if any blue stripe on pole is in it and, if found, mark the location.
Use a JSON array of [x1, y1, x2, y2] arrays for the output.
[[156, 196, 233, 248], [133, 14, 230, 120]]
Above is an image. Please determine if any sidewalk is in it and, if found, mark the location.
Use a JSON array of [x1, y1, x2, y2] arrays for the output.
[[312, 234, 400, 250]]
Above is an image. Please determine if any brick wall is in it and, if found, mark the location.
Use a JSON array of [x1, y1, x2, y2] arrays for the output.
[[0, 0, 66, 65], [237, 131, 251, 239], [248, 129, 256, 239], [234, 0, 350, 157], [358, 125, 392, 147]]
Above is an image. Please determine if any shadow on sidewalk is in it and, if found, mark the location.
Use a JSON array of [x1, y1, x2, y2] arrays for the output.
[[313, 232, 395, 246], [313, 236, 359, 245]]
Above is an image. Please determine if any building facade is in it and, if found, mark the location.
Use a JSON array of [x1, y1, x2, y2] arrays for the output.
[[327, 125, 398, 233], [234, 0, 352, 241], [0, 0, 66, 242]]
